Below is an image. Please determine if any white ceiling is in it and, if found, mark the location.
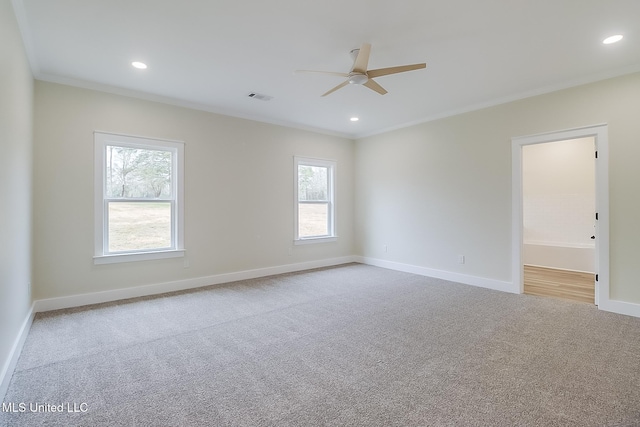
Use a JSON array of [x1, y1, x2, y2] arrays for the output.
[[12, 0, 640, 138]]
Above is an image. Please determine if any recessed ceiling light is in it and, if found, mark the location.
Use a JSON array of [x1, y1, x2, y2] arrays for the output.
[[350, 117, 359, 122], [131, 61, 147, 69], [603, 35, 623, 45]]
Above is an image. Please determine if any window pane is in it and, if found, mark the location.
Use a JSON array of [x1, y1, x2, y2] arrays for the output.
[[298, 165, 328, 201], [108, 202, 171, 252], [299, 203, 328, 237], [106, 146, 172, 198]]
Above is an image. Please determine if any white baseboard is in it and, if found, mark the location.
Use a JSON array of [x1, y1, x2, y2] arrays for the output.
[[356, 256, 640, 319], [0, 303, 35, 403], [355, 256, 518, 294], [33, 256, 358, 313], [598, 298, 640, 319]]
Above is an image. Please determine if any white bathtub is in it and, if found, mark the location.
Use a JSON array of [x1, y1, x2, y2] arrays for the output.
[[523, 243, 595, 273]]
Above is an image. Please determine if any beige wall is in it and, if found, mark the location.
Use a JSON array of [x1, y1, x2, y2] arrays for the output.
[[355, 72, 640, 303], [0, 0, 33, 386], [23, 42, 640, 307], [33, 81, 354, 299]]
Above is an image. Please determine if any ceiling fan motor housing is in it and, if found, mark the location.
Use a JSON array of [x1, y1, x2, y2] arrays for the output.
[[348, 73, 368, 85]]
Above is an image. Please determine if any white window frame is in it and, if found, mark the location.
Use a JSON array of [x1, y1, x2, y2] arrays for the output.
[[94, 131, 185, 264], [294, 156, 337, 244]]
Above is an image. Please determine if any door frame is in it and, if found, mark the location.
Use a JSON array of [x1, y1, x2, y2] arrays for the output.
[[511, 124, 609, 305]]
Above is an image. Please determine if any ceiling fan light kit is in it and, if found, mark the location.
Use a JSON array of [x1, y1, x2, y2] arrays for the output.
[[348, 73, 368, 85], [296, 43, 426, 96]]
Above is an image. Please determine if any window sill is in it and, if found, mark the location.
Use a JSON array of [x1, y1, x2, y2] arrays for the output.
[[94, 249, 185, 265], [294, 236, 337, 245]]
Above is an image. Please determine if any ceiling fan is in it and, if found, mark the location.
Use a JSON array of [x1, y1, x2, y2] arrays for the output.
[[296, 43, 426, 96]]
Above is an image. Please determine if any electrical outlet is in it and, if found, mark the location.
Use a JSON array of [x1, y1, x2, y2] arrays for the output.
[[458, 255, 465, 264], [384, 245, 388, 253], [183, 258, 190, 268]]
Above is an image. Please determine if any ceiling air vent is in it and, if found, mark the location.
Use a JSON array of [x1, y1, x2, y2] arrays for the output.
[[247, 92, 273, 101]]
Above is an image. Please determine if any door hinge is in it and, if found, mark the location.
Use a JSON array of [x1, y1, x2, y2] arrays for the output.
[[595, 151, 598, 159], [596, 212, 599, 220], [596, 274, 599, 282]]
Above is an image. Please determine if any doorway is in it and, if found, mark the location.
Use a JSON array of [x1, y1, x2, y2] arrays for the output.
[[511, 125, 610, 306], [521, 138, 595, 303]]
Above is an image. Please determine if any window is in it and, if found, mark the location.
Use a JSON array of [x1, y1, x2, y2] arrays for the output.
[[294, 156, 336, 244], [94, 132, 184, 263]]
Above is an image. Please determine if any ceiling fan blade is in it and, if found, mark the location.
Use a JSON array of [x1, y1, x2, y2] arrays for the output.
[[321, 80, 350, 97], [363, 78, 388, 95], [295, 70, 350, 78], [367, 63, 426, 78], [351, 43, 371, 74]]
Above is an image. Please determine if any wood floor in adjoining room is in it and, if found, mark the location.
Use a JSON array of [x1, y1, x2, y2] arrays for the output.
[[524, 264, 595, 304]]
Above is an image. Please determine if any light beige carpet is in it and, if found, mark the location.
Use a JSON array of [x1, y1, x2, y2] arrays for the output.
[[2, 263, 640, 426]]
